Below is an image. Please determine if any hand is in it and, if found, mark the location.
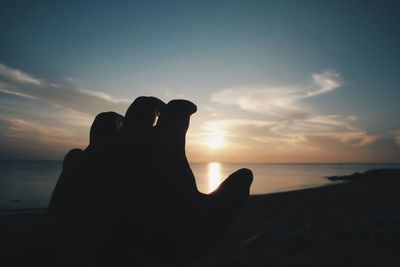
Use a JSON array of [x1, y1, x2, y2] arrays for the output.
[[48, 97, 253, 266]]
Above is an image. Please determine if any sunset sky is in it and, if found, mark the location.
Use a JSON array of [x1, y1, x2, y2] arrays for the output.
[[0, 0, 399, 162]]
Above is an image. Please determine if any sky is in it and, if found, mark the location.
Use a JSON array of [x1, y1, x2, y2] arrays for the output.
[[0, 0, 399, 162]]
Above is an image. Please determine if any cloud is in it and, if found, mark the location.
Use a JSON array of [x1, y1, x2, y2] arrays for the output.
[[307, 71, 341, 97], [0, 63, 131, 116], [78, 89, 131, 104], [211, 86, 308, 118], [391, 130, 400, 146], [0, 86, 37, 100], [0, 63, 42, 85], [211, 71, 341, 118], [202, 70, 386, 161], [7, 118, 77, 141], [202, 116, 379, 148], [188, 115, 396, 163], [190, 115, 395, 163], [0, 63, 135, 159], [207, 70, 378, 150], [0, 117, 87, 159]]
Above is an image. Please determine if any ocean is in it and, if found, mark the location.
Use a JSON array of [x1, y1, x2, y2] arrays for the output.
[[1, 160, 399, 211]]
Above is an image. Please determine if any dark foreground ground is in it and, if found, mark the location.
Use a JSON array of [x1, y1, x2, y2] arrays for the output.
[[1, 169, 399, 266], [194, 169, 400, 267]]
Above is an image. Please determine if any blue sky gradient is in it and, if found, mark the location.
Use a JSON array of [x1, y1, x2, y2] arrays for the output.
[[0, 0, 399, 162]]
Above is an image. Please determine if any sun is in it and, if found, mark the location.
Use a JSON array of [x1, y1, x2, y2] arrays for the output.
[[207, 136, 224, 149]]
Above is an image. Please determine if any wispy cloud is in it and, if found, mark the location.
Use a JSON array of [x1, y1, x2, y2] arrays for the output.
[[202, 70, 395, 162], [307, 71, 341, 97], [0, 84, 37, 100], [202, 116, 379, 148], [0, 63, 130, 116], [188, 116, 392, 163], [0, 117, 87, 159], [0, 63, 42, 85], [211, 86, 307, 118], [7, 118, 79, 142], [211, 71, 341, 118], [78, 89, 131, 104], [0, 63, 133, 159], [391, 130, 400, 146]]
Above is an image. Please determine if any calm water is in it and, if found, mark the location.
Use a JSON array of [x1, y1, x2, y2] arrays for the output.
[[1, 160, 400, 210]]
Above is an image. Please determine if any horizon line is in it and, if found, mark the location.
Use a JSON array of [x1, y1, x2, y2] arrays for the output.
[[0, 159, 400, 165]]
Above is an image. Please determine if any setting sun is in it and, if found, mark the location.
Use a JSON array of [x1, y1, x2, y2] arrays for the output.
[[207, 136, 225, 149]]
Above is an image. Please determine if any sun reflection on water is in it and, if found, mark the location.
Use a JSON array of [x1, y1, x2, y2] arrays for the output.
[[208, 162, 222, 193]]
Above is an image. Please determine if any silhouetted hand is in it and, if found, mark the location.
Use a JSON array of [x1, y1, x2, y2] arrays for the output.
[[48, 97, 253, 266]]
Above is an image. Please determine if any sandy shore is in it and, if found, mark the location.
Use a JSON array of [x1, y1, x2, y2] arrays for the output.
[[1, 169, 400, 266], [194, 169, 400, 266]]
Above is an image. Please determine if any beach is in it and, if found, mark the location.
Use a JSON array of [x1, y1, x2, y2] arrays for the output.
[[1, 169, 400, 266], [194, 169, 400, 266]]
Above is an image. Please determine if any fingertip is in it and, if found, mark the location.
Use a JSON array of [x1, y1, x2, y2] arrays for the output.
[[156, 99, 197, 131], [238, 168, 253, 185], [89, 111, 124, 148], [125, 96, 165, 129], [230, 168, 253, 186], [165, 99, 197, 116]]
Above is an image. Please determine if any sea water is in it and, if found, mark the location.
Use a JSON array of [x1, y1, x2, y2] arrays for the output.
[[1, 160, 399, 210]]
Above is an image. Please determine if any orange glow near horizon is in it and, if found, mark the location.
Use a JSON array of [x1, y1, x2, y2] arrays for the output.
[[207, 136, 225, 149]]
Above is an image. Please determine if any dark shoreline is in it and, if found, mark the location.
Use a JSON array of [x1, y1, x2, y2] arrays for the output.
[[194, 169, 400, 266]]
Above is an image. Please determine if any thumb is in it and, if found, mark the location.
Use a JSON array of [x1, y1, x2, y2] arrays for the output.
[[210, 168, 253, 207]]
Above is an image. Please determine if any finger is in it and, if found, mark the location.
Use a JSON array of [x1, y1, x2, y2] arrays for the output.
[[151, 100, 198, 197], [156, 99, 197, 130], [156, 99, 197, 148], [123, 96, 165, 133], [88, 111, 124, 149]]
